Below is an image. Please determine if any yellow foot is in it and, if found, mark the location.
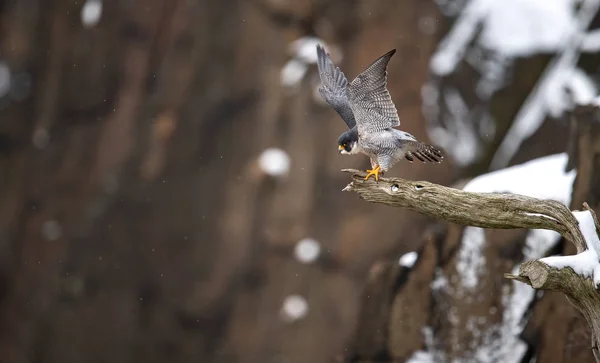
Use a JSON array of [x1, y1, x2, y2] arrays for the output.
[[364, 166, 382, 181]]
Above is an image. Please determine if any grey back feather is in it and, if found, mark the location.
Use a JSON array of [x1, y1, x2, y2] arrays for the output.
[[316, 45, 357, 130], [347, 49, 400, 133]]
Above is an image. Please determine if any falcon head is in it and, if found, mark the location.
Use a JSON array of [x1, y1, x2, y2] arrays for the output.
[[337, 129, 360, 155]]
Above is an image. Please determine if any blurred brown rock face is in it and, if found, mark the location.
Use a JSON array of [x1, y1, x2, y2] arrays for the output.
[[0, 1, 597, 363], [0, 1, 450, 362]]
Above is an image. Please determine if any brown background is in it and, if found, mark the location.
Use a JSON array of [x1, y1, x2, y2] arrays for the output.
[[0, 1, 598, 363]]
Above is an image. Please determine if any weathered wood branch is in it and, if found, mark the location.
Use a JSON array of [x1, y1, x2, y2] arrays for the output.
[[506, 257, 600, 362], [342, 169, 586, 252], [343, 168, 600, 362]]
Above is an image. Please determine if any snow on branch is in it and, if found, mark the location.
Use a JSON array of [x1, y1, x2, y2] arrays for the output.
[[535, 207, 600, 284], [504, 204, 600, 361], [505, 204, 600, 284]]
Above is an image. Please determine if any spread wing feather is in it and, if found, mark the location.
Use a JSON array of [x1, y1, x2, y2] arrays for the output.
[[347, 49, 400, 132], [316, 45, 356, 129]]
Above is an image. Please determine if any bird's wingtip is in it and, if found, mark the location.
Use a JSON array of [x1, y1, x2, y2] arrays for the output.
[[316, 44, 328, 55]]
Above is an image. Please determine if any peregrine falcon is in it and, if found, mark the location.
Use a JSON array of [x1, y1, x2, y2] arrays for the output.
[[316, 45, 443, 181]]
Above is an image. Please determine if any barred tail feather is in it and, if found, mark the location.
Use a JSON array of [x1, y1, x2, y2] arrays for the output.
[[404, 141, 444, 163]]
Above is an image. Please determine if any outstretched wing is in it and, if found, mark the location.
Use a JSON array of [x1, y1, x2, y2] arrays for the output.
[[347, 49, 400, 132], [399, 140, 443, 163], [316, 45, 356, 129]]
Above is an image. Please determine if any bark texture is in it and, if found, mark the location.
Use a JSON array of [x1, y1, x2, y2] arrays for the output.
[[343, 169, 586, 252]]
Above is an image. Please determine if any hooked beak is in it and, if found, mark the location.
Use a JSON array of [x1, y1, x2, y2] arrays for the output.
[[338, 145, 344, 153]]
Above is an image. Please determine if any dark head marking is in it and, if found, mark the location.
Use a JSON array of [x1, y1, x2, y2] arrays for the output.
[[337, 128, 359, 152]]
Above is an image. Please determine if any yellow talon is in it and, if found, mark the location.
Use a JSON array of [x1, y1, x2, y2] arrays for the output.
[[364, 166, 381, 181]]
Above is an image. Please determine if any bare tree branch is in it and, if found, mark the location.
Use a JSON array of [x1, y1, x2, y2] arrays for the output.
[[342, 169, 586, 252]]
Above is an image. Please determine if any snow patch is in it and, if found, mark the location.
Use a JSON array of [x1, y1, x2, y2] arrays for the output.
[[281, 59, 308, 87], [430, 267, 449, 294], [289, 37, 324, 64], [546, 68, 597, 117], [541, 210, 600, 286], [281, 37, 334, 87], [399, 251, 419, 268], [406, 350, 436, 363], [463, 153, 576, 197], [81, 0, 102, 28], [443, 88, 480, 165], [581, 29, 600, 52], [294, 238, 321, 264], [280, 295, 308, 322], [258, 148, 290, 177], [456, 227, 486, 290], [406, 326, 442, 363]]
